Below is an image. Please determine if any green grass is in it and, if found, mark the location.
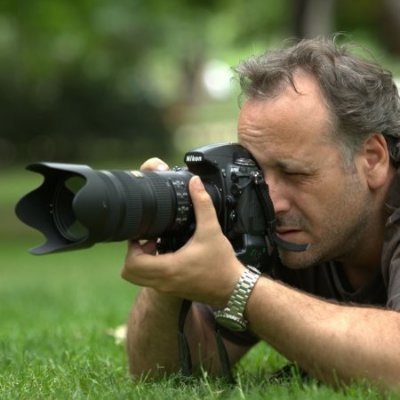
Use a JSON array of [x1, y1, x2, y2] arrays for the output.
[[0, 168, 397, 399]]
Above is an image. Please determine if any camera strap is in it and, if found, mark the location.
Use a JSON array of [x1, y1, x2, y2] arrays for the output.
[[177, 299, 192, 376], [177, 300, 235, 383]]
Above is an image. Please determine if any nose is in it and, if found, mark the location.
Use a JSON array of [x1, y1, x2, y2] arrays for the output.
[[265, 177, 291, 215]]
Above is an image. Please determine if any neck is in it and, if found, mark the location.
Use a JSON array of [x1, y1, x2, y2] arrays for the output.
[[341, 258, 380, 291], [340, 167, 396, 290], [340, 207, 387, 291]]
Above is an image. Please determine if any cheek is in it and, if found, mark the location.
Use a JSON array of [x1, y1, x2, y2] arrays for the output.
[[300, 177, 364, 230], [291, 182, 345, 226]]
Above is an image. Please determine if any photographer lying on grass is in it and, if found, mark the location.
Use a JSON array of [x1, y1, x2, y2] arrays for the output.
[[121, 36, 400, 391]]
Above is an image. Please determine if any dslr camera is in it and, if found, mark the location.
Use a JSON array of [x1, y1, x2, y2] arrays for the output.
[[16, 143, 304, 270]]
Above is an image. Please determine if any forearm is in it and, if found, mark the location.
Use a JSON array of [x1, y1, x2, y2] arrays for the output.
[[126, 288, 183, 376], [126, 288, 234, 377], [246, 277, 400, 390]]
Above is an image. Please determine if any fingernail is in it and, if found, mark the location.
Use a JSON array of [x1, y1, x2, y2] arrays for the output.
[[191, 175, 204, 189], [156, 163, 168, 171]]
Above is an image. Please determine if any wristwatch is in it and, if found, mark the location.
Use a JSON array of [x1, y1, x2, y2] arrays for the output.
[[214, 266, 261, 331]]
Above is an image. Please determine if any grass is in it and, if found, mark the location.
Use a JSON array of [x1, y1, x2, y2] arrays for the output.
[[0, 168, 398, 399]]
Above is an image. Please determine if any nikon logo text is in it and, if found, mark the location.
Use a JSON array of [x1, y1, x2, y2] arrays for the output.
[[185, 155, 203, 162]]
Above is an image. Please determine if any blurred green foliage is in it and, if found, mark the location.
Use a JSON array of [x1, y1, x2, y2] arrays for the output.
[[0, 0, 398, 166]]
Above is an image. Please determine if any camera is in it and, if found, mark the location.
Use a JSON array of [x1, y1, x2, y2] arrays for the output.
[[15, 143, 306, 270]]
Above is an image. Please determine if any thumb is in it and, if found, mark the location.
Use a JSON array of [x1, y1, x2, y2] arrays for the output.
[[189, 176, 221, 235]]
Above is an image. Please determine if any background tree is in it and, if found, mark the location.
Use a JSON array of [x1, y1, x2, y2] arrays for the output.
[[0, 0, 398, 167]]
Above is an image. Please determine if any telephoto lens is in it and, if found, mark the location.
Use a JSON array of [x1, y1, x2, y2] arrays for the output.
[[15, 163, 196, 254]]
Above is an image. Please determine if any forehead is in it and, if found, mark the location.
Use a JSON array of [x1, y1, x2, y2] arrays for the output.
[[238, 72, 335, 164]]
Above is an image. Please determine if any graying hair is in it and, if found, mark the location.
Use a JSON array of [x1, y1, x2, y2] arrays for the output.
[[235, 36, 400, 164]]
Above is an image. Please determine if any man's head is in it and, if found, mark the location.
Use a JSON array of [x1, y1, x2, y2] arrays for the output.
[[235, 37, 399, 273], [235, 36, 400, 166]]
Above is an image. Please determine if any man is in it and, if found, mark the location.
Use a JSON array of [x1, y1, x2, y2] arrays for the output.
[[121, 37, 400, 390]]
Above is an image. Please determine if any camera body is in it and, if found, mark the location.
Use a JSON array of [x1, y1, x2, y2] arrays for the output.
[[164, 143, 271, 269], [15, 143, 275, 270]]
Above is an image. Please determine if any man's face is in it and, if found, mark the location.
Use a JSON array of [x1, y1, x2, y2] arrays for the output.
[[238, 73, 374, 269]]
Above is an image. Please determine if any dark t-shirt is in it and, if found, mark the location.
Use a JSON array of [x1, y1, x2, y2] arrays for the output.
[[271, 261, 388, 307], [202, 168, 400, 344]]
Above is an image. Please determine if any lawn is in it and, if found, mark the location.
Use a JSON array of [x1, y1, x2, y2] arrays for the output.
[[0, 168, 395, 399]]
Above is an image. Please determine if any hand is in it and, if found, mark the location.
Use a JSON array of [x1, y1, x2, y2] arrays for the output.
[[121, 174, 245, 307]]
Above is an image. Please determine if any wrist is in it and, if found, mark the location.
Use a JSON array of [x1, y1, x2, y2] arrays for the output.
[[214, 266, 261, 331]]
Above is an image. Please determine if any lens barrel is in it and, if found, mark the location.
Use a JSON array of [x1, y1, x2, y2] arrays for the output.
[[73, 169, 194, 241], [15, 163, 194, 254]]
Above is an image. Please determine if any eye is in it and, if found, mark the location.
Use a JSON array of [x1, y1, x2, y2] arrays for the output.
[[282, 170, 314, 182], [283, 170, 305, 176]]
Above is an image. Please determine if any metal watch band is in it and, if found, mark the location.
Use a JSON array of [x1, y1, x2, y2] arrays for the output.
[[214, 267, 261, 331]]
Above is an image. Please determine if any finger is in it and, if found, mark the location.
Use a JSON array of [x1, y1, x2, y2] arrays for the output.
[[126, 240, 146, 257], [127, 239, 158, 256], [140, 157, 169, 171], [122, 241, 158, 281], [122, 244, 175, 287], [188, 176, 221, 237]]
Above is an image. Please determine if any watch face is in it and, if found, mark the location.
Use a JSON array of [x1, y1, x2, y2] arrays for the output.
[[215, 314, 247, 332]]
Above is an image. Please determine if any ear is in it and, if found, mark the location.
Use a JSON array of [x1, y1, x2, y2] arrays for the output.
[[359, 133, 391, 190]]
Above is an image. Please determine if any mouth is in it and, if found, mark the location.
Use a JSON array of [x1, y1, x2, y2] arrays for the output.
[[275, 228, 303, 241]]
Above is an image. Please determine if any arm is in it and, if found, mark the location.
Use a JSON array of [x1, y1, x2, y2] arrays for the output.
[[246, 276, 400, 390], [125, 273, 184, 376], [126, 287, 250, 377]]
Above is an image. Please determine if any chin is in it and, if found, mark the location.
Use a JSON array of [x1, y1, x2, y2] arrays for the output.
[[278, 248, 322, 270]]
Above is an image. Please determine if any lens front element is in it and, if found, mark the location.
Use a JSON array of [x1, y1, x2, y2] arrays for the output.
[[53, 176, 89, 241]]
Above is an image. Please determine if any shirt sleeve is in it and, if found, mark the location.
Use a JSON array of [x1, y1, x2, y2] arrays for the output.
[[382, 208, 400, 311]]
